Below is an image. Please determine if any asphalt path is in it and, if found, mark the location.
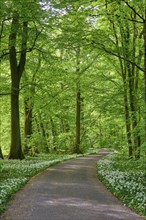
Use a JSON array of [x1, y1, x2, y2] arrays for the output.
[[0, 150, 145, 220]]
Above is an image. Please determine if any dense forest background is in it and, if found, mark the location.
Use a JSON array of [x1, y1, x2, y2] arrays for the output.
[[0, 0, 146, 159]]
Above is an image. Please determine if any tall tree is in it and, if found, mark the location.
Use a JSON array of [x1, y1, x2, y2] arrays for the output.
[[9, 11, 28, 159], [8, 0, 43, 159], [92, 0, 144, 158]]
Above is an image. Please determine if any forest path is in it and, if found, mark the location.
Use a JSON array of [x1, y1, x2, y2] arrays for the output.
[[0, 150, 145, 220]]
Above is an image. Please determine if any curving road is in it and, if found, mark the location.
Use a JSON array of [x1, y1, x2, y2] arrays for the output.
[[0, 150, 145, 220]]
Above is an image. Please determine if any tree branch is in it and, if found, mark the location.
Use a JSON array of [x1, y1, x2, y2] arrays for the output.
[[121, 0, 145, 22], [97, 43, 144, 72]]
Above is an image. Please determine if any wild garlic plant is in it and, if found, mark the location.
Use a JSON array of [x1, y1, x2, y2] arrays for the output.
[[97, 154, 146, 216]]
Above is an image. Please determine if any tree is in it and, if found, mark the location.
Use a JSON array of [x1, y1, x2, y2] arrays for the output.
[[7, 0, 43, 159], [8, 11, 28, 159], [23, 52, 41, 154], [91, 0, 144, 158]]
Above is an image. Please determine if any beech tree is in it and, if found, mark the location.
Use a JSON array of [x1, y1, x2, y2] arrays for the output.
[[91, 0, 145, 158], [0, 0, 44, 159], [8, 11, 27, 159]]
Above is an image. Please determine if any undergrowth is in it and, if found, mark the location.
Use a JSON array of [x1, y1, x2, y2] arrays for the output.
[[97, 152, 146, 218], [0, 153, 79, 214]]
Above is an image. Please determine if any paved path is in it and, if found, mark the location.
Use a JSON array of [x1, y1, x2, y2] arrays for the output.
[[0, 150, 145, 220]]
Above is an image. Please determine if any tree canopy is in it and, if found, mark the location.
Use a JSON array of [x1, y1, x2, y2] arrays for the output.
[[0, 0, 145, 159]]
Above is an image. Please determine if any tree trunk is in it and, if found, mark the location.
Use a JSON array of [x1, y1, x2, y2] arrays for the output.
[[9, 85, 24, 159], [24, 97, 33, 154], [74, 90, 82, 154], [121, 15, 140, 158], [41, 125, 49, 153], [74, 47, 82, 154], [25, 98, 33, 137], [50, 117, 57, 149], [111, 17, 134, 157], [8, 13, 27, 159], [106, 2, 143, 158], [0, 147, 4, 159], [123, 88, 133, 157], [143, 9, 146, 155]]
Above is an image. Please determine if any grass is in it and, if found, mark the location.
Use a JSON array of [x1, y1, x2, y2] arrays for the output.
[[0, 153, 80, 214], [97, 152, 146, 218]]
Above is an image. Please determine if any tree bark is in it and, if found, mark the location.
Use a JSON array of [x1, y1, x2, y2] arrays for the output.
[[143, 8, 146, 155], [75, 90, 82, 153], [24, 97, 33, 138], [9, 72, 24, 159], [23, 97, 33, 154], [50, 117, 57, 149], [118, 11, 141, 158], [123, 88, 133, 157], [74, 47, 82, 154], [9, 13, 28, 159], [0, 147, 4, 159]]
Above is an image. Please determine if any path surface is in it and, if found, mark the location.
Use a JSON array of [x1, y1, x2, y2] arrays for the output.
[[0, 150, 145, 220]]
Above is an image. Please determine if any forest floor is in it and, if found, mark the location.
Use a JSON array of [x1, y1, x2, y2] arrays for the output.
[[0, 149, 145, 220]]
